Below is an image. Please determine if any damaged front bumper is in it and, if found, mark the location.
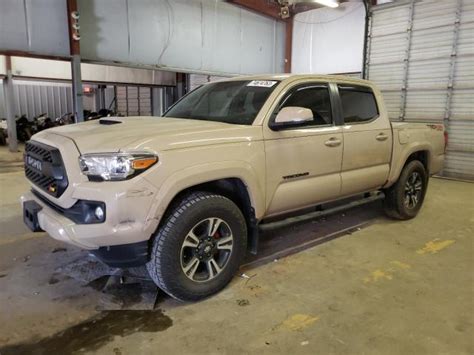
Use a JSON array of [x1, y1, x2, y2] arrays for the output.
[[20, 176, 160, 251]]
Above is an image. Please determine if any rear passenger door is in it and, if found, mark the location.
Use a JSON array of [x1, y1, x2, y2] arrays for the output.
[[337, 84, 392, 196]]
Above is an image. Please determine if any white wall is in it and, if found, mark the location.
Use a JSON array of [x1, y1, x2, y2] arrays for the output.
[[0, 0, 285, 76], [0, 0, 70, 56], [292, 1, 366, 74], [78, 0, 285, 75]]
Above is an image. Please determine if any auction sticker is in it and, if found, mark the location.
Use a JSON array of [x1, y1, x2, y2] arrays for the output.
[[247, 80, 278, 88]]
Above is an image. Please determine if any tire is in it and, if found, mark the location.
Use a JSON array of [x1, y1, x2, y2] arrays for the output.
[[383, 160, 428, 220], [147, 192, 247, 301]]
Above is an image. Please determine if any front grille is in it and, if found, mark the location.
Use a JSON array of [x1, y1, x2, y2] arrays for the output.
[[25, 141, 53, 163], [24, 141, 68, 198]]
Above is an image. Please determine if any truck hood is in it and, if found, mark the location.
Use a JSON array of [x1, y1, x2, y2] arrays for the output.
[[35, 117, 263, 154]]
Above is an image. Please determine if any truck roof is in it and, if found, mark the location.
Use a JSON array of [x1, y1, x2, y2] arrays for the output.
[[222, 73, 372, 85]]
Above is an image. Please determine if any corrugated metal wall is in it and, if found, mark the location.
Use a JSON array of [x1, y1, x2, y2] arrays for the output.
[[366, 0, 474, 180], [188, 74, 230, 91], [335, 72, 362, 78], [12, 80, 73, 119], [116, 86, 152, 116], [8, 80, 158, 120]]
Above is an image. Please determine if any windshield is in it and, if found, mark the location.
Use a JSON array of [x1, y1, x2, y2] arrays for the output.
[[164, 80, 279, 125]]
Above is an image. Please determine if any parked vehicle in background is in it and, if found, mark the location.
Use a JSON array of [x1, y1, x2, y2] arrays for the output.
[[21, 74, 446, 301]]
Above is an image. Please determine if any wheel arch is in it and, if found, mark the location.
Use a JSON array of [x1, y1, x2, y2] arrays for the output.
[[385, 145, 432, 188], [156, 177, 259, 254], [146, 163, 264, 253], [405, 150, 429, 172]]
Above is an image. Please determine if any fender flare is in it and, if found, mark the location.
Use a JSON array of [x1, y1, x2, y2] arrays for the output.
[[145, 160, 265, 230], [385, 142, 433, 187]]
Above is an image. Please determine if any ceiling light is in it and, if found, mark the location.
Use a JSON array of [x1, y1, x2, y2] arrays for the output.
[[280, 5, 290, 18], [310, 0, 339, 8]]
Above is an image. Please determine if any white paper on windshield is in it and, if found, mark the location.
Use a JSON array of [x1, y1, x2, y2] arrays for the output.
[[247, 80, 277, 88]]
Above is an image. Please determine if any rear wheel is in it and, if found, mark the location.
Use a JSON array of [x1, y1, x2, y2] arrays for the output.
[[384, 160, 428, 220], [147, 192, 247, 301]]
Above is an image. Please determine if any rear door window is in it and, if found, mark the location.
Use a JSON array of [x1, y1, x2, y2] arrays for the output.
[[338, 85, 379, 124]]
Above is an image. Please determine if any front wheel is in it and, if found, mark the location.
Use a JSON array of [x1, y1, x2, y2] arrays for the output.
[[147, 192, 247, 301], [383, 160, 428, 220]]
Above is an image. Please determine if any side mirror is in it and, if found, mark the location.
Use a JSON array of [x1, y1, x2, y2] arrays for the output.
[[271, 106, 313, 130]]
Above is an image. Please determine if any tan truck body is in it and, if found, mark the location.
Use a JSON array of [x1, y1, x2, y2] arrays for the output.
[[21, 74, 445, 251]]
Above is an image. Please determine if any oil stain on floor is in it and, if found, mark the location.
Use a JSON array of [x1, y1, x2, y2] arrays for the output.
[[0, 310, 172, 355]]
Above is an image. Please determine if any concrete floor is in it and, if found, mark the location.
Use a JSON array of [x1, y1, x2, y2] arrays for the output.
[[0, 146, 473, 354]]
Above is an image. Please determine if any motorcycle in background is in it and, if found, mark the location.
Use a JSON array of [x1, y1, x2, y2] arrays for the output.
[[55, 112, 74, 126], [34, 113, 56, 132], [84, 109, 115, 121], [16, 115, 35, 142], [1, 109, 116, 146], [0, 118, 7, 146]]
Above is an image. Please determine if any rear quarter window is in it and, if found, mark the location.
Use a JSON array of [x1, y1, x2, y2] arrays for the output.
[[338, 85, 379, 124]]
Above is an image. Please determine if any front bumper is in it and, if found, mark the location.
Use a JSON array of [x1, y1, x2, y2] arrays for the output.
[[21, 181, 159, 250], [22, 196, 149, 266]]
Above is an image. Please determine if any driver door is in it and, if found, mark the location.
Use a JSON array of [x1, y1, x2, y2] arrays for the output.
[[263, 82, 343, 217]]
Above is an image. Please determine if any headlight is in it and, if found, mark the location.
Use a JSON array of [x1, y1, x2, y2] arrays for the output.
[[79, 152, 158, 181]]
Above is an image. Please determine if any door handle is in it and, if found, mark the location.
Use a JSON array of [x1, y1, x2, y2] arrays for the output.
[[324, 137, 342, 147], [376, 133, 388, 141]]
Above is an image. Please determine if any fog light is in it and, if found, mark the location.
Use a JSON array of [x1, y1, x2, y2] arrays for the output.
[[94, 206, 104, 221]]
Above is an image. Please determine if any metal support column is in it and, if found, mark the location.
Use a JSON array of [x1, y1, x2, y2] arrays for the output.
[[176, 73, 186, 100], [164, 87, 175, 111], [95, 85, 106, 110], [363, 9, 373, 80], [71, 55, 84, 122], [399, 0, 415, 121], [4, 56, 18, 152], [151, 87, 164, 116], [284, 17, 293, 73], [67, 0, 84, 122]]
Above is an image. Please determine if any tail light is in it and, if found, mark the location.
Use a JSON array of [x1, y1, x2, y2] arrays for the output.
[[444, 130, 448, 153]]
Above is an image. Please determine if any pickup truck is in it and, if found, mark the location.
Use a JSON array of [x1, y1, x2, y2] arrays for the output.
[[21, 75, 446, 301]]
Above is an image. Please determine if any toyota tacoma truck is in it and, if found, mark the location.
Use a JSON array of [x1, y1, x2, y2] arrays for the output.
[[21, 75, 446, 301]]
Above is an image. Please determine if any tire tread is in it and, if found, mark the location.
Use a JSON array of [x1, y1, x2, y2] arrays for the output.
[[147, 192, 245, 301], [383, 160, 427, 220]]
